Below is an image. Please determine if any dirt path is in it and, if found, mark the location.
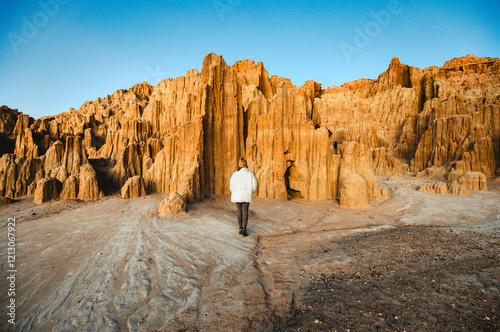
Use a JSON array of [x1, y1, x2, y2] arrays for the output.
[[0, 177, 499, 331]]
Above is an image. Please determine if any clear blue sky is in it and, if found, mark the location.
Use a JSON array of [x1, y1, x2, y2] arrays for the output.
[[1, 0, 499, 118]]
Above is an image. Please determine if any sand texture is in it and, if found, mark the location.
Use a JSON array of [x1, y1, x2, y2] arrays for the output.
[[0, 177, 499, 331]]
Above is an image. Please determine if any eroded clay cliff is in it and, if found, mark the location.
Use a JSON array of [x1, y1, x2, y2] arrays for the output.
[[0, 53, 498, 206]]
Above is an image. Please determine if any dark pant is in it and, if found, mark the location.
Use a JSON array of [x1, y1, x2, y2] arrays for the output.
[[236, 202, 250, 229]]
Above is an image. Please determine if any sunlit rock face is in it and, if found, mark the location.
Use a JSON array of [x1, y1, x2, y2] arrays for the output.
[[1, 53, 498, 205]]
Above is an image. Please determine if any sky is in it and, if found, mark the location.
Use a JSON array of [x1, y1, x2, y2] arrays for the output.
[[0, 0, 499, 118]]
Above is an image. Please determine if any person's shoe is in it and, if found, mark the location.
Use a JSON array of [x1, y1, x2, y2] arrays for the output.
[[242, 229, 248, 236], [239, 228, 244, 235]]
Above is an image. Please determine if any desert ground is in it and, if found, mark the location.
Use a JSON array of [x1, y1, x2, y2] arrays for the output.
[[1, 176, 499, 331]]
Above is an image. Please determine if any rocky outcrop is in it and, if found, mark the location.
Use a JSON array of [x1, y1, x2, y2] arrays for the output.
[[60, 175, 79, 200], [1, 53, 498, 205], [418, 182, 450, 195], [372, 147, 402, 176], [34, 177, 61, 204], [339, 142, 381, 199], [339, 173, 370, 208], [43, 140, 65, 181], [409, 56, 499, 176], [64, 136, 88, 178], [121, 176, 147, 199], [454, 172, 488, 191], [0, 134, 95, 200], [27, 182, 36, 196], [417, 182, 469, 195], [60, 163, 105, 201], [0, 106, 19, 135], [0, 196, 11, 205], [13, 113, 41, 158], [0, 106, 18, 156], [158, 192, 186, 214], [447, 168, 465, 182], [448, 183, 470, 196], [415, 166, 446, 179], [0, 154, 43, 199], [77, 164, 104, 200]]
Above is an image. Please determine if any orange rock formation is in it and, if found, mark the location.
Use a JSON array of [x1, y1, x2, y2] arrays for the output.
[[0, 53, 498, 206]]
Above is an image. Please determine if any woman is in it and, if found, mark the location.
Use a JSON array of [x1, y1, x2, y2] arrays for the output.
[[229, 157, 258, 236]]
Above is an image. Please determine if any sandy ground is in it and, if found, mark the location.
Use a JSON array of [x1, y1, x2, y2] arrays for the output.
[[0, 176, 499, 331]]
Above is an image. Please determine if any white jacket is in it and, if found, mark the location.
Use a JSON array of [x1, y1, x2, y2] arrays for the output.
[[229, 167, 258, 203]]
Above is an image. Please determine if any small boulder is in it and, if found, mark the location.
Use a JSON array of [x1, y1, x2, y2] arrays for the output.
[[158, 192, 186, 214], [339, 173, 369, 209], [121, 176, 147, 199]]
